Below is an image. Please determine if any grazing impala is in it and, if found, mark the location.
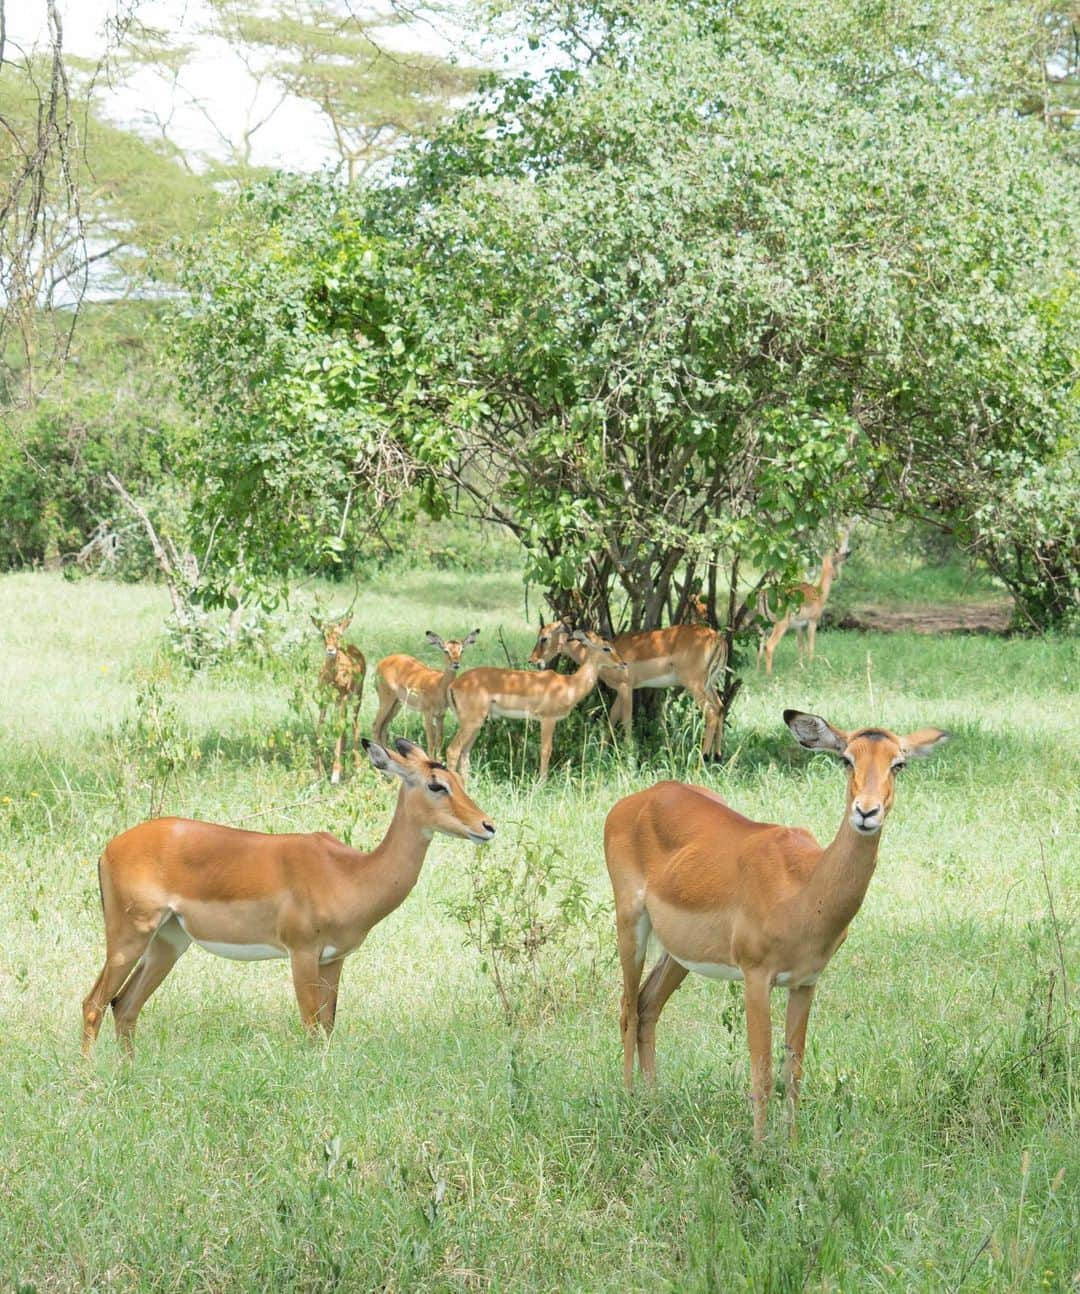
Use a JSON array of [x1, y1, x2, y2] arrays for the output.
[[757, 531, 852, 675], [604, 709, 948, 1140], [529, 620, 726, 758], [373, 629, 480, 758], [447, 629, 627, 781], [312, 614, 367, 782], [81, 738, 495, 1055]]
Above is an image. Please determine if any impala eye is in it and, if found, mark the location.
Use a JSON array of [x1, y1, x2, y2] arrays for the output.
[[428, 780, 449, 794], [841, 754, 855, 769], [892, 761, 907, 773]]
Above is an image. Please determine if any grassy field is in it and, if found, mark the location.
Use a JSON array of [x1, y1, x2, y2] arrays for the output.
[[0, 561, 1077, 1293]]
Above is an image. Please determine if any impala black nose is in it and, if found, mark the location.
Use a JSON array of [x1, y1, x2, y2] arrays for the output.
[[482, 822, 495, 835]]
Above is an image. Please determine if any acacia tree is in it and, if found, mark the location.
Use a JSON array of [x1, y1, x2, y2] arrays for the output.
[[373, 1, 1079, 635], [205, 0, 484, 181], [117, 0, 484, 182], [177, 0, 1080, 675]]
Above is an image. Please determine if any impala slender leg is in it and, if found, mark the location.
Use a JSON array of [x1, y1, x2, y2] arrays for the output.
[[331, 697, 347, 784], [372, 694, 400, 747], [314, 700, 329, 775], [423, 713, 437, 756], [433, 712, 445, 760], [290, 950, 327, 1037], [707, 687, 725, 757], [783, 984, 815, 1138], [806, 620, 818, 664], [636, 953, 688, 1085], [615, 910, 651, 1089], [688, 681, 720, 761], [744, 971, 774, 1142], [538, 716, 556, 781], [795, 624, 806, 664], [611, 681, 633, 744], [763, 619, 787, 675], [316, 956, 345, 1035], [82, 930, 156, 1057], [447, 719, 482, 779], [112, 923, 191, 1052], [351, 693, 364, 769]]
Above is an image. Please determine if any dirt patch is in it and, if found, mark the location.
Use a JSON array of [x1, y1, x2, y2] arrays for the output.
[[834, 600, 1013, 635]]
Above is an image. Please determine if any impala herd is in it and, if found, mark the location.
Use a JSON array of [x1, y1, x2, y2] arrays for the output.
[[82, 537, 951, 1141]]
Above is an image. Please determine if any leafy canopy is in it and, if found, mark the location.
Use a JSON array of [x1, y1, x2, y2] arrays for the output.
[[176, 0, 1080, 636]]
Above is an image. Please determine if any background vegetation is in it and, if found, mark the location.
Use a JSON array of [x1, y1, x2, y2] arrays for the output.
[[3, 0, 1079, 652]]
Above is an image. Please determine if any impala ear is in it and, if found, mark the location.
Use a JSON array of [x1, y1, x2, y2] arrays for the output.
[[462, 628, 480, 646], [310, 614, 322, 630], [362, 738, 409, 780], [393, 736, 428, 762], [900, 728, 950, 758], [425, 630, 445, 648], [784, 710, 849, 754], [338, 614, 352, 631]]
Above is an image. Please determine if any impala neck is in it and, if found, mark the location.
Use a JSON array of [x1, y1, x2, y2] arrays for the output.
[[804, 812, 882, 940], [566, 654, 601, 702], [435, 661, 457, 704], [357, 785, 434, 915], [817, 553, 836, 600]]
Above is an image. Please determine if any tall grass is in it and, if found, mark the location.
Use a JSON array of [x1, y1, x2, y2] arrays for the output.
[[0, 567, 1076, 1292]]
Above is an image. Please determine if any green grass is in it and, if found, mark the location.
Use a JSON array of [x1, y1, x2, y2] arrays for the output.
[[0, 568, 1077, 1292]]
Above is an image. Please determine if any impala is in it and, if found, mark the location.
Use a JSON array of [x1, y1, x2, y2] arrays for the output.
[[529, 619, 727, 758], [373, 629, 480, 758], [757, 530, 851, 675], [81, 738, 495, 1055], [312, 614, 367, 782], [604, 709, 948, 1140], [447, 629, 627, 781]]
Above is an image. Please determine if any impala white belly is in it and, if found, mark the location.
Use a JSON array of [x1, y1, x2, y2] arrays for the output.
[[196, 940, 286, 961], [672, 956, 742, 981], [171, 915, 343, 964], [173, 913, 285, 961], [669, 954, 820, 989], [635, 671, 679, 689], [490, 703, 536, 719]]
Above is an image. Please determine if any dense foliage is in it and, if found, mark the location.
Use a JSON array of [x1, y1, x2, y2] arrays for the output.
[[176, 0, 1080, 636], [0, 305, 190, 575], [174, 176, 470, 601]]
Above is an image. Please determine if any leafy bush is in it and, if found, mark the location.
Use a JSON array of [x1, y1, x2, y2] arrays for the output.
[[0, 303, 191, 575], [441, 823, 601, 1025], [174, 0, 1080, 646]]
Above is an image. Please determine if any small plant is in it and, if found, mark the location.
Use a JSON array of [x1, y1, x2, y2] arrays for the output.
[[442, 822, 599, 1026], [110, 667, 199, 817]]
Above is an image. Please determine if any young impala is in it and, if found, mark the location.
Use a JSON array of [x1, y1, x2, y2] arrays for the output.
[[604, 709, 948, 1140], [312, 614, 367, 782], [529, 619, 727, 757], [81, 738, 495, 1055], [447, 629, 627, 781], [757, 530, 851, 675], [373, 629, 480, 758]]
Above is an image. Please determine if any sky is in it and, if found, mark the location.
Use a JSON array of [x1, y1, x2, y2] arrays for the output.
[[6, 0, 492, 171]]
